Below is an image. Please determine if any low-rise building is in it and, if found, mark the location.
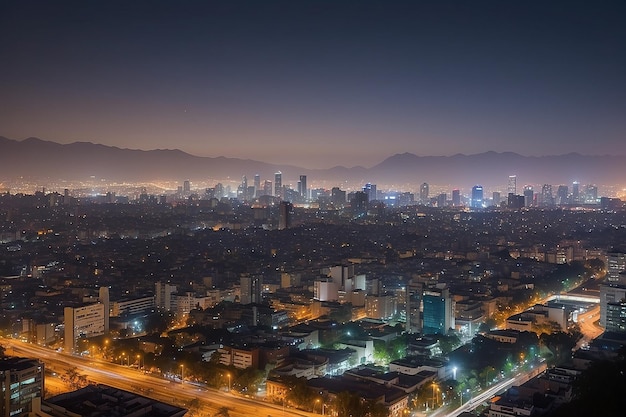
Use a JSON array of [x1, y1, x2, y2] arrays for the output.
[[33, 384, 186, 417]]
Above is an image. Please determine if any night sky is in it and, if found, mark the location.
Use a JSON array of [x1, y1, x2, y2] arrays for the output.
[[1, 0, 624, 168]]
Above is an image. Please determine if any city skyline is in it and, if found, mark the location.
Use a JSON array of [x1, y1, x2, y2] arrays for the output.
[[1, 1, 625, 169]]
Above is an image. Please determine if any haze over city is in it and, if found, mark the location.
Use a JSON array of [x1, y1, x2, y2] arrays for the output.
[[1, 0, 625, 168], [2, 3, 626, 417]]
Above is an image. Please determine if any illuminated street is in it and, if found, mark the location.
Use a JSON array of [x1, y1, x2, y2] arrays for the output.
[[4, 339, 315, 417]]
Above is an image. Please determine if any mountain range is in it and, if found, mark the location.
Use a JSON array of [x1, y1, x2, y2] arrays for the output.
[[1, 136, 625, 189]]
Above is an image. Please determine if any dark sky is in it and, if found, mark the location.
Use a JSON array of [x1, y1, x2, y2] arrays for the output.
[[1, 0, 624, 168]]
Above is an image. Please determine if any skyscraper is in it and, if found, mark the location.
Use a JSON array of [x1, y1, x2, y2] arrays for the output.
[[420, 182, 429, 204], [508, 175, 517, 195], [254, 174, 261, 198], [274, 171, 282, 199], [492, 191, 501, 207], [523, 186, 534, 207], [557, 185, 568, 205], [299, 175, 307, 200], [263, 180, 272, 197], [471, 185, 484, 208], [351, 191, 368, 216], [572, 181, 580, 203], [541, 184, 553, 207], [240, 175, 248, 201], [452, 189, 461, 206]]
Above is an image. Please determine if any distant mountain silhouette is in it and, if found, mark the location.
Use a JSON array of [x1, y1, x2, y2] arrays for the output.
[[1, 136, 624, 188], [369, 151, 626, 187]]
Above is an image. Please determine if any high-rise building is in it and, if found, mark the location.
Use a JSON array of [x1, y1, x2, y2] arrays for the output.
[[0, 357, 44, 417], [299, 175, 307, 200], [351, 191, 369, 216], [585, 184, 598, 203], [508, 194, 525, 209], [572, 181, 580, 203], [605, 301, 626, 333], [155, 282, 177, 311], [254, 174, 261, 198], [99, 286, 110, 334], [240, 176, 248, 201], [263, 180, 272, 197], [314, 279, 339, 302], [365, 295, 396, 320], [405, 279, 422, 334], [508, 175, 517, 195], [556, 185, 568, 205], [363, 183, 377, 201], [523, 186, 534, 207], [437, 193, 447, 208], [452, 189, 461, 206], [278, 201, 293, 230], [607, 251, 626, 284], [540, 184, 553, 207], [240, 275, 263, 305], [329, 264, 350, 289], [600, 284, 626, 327], [64, 303, 107, 353], [331, 187, 346, 207], [422, 284, 454, 335], [420, 183, 429, 204], [492, 191, 501, 207], [274, 171, 282, 199], [471, 185, 484, 208], [183, 180, 191, 193]]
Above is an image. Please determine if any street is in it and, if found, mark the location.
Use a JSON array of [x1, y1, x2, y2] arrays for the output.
[[4, 339, 315, 417]]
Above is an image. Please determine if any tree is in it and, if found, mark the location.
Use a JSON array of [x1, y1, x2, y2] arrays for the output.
[[373, 340, 391, 364], [286, 377, 316, 410], [334, 391, 366, 417], [479, 366, 496, 387], [61, 367, 88, 390], [439, 334, 461, 355], [365, 399, 388, 417]]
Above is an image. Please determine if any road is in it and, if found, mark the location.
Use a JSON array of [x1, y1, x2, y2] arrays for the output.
[[4, 339, 315, 417], [441, 361, 547, 417], [574, 304, 603, 350]]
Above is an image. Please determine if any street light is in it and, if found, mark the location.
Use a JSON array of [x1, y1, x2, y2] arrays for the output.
[[227, 373, 231, 392], [315, 399, 320, 414], [180, 364, 184, 384], [136, 354, 142, 369]]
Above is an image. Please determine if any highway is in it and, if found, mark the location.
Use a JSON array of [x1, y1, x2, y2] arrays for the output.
[[4, 339, 315, 417]]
